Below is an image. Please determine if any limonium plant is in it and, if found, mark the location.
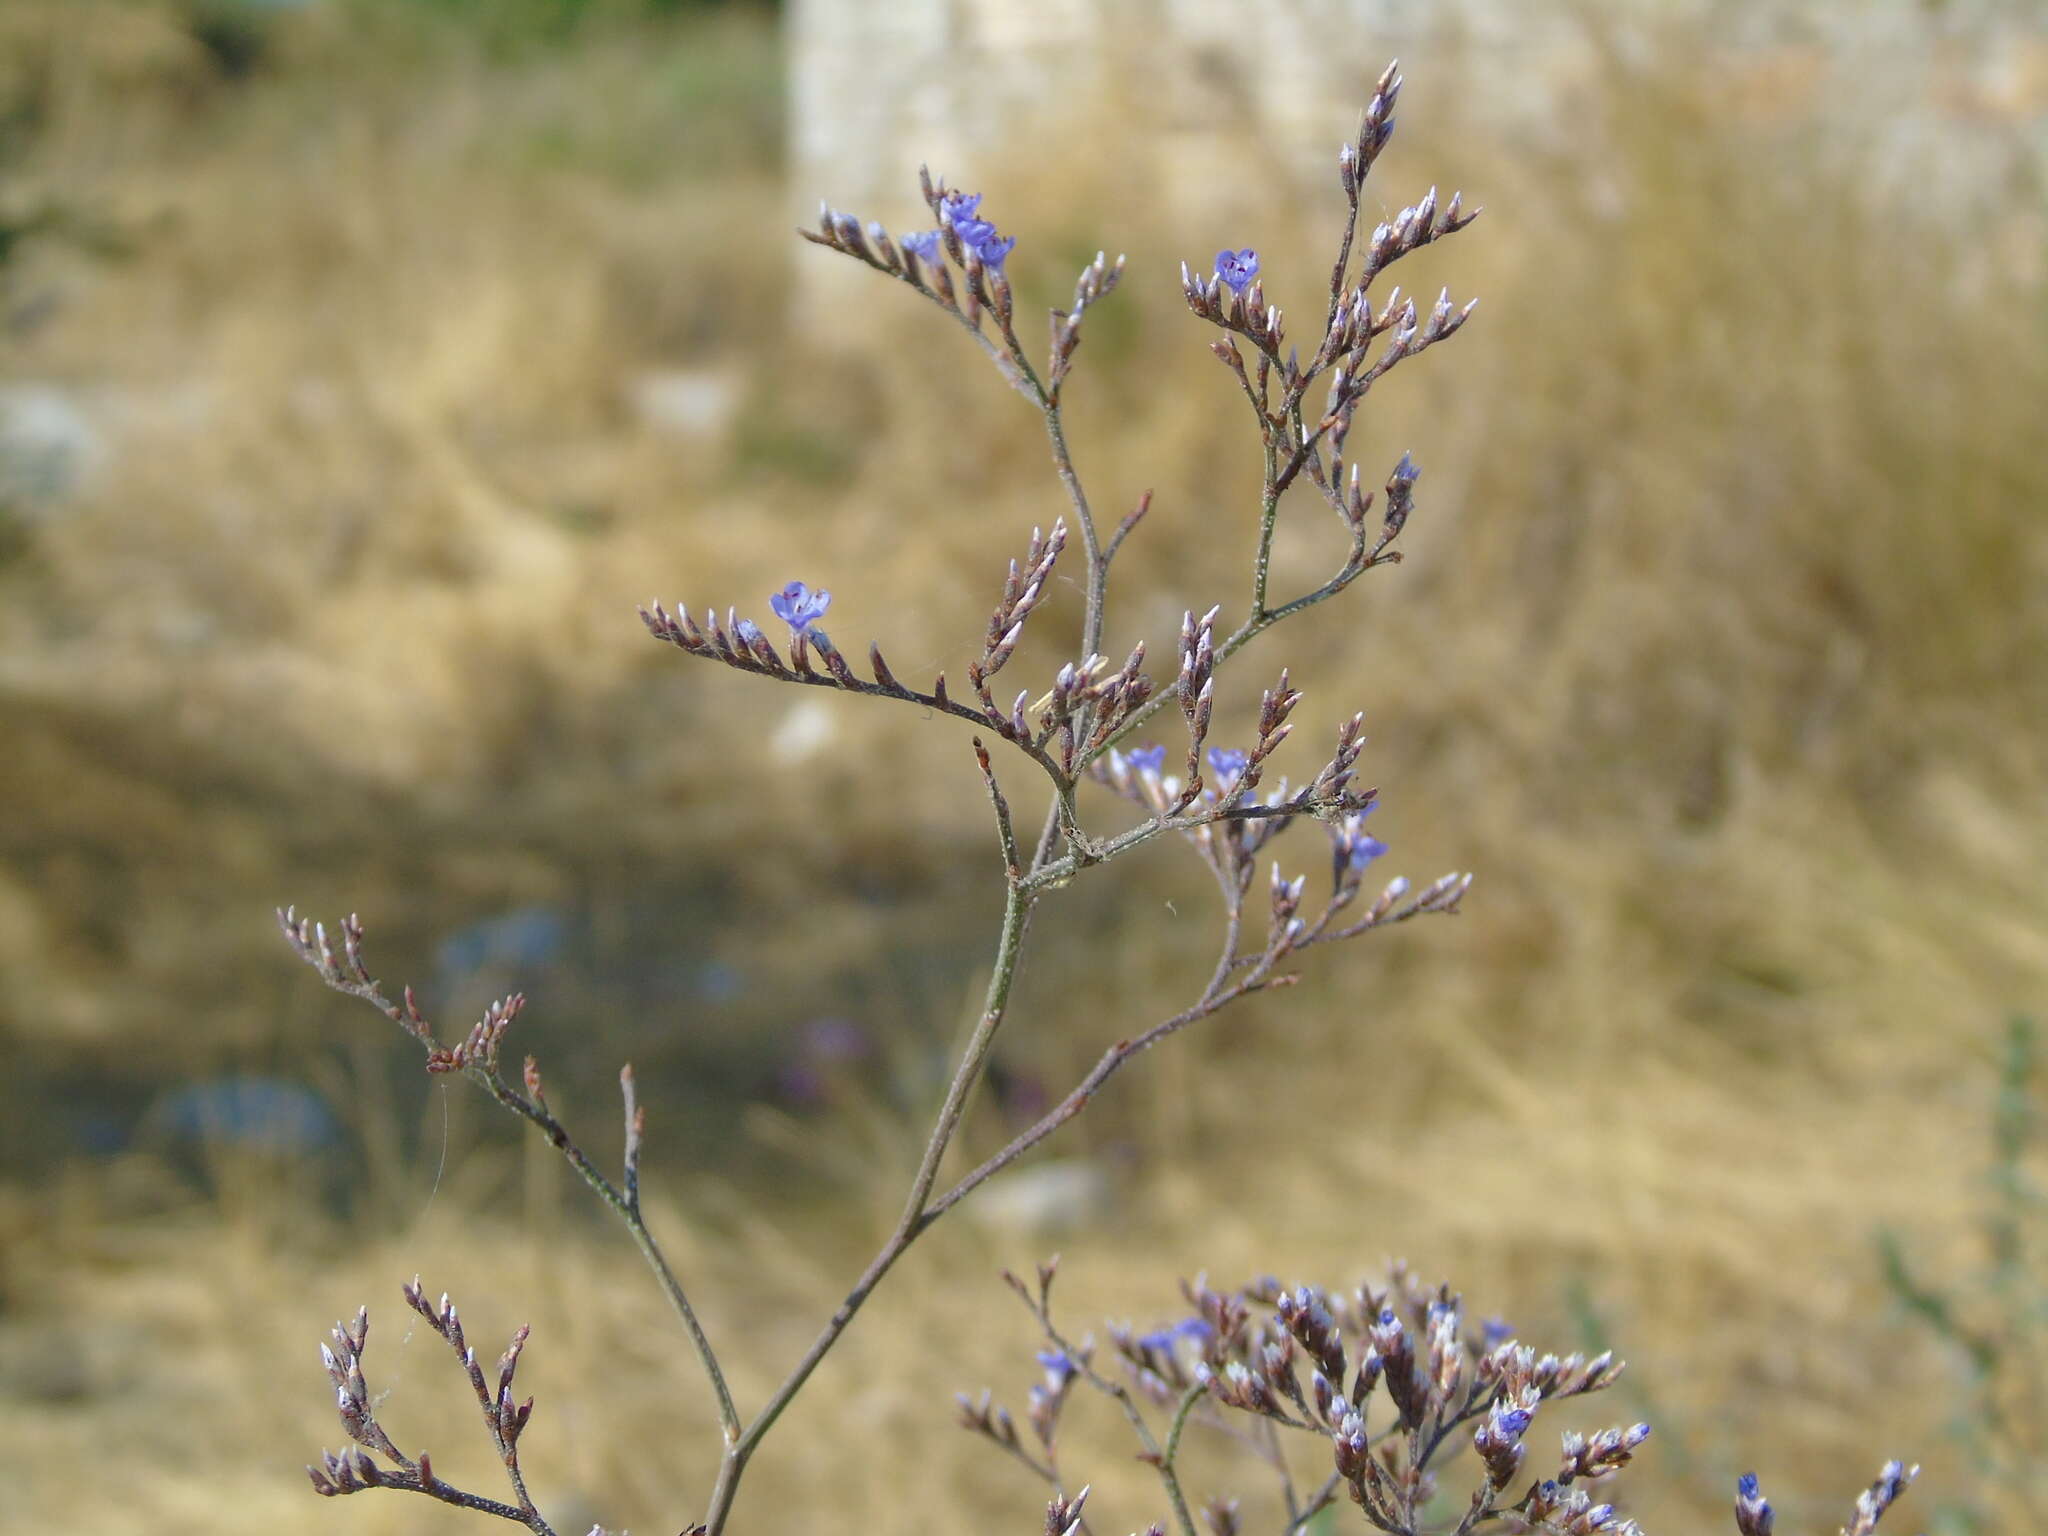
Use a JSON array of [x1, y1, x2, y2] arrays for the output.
[[277, 62, 1918, 1536]]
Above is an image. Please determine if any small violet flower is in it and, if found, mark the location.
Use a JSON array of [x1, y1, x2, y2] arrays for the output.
[[939, 190, 983, 222], [1205, 747, 1249, 787], [1348, 832, 1389, 870], [768, 580, 832, 633], [1138, 1316, 1214, 1353], [1215, 247, 1260, 293], [1035, 1349, 1077, 1386], [1492, 1405, 1534, 1440], [1126, 744, 1166, 776], [900, 229, 945, 265], [1338, 806, 1387, 869], [969, 231, 1017, 270]]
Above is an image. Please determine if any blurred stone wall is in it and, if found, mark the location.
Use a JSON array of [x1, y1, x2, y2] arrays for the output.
[[784, 0, 2048, 325]]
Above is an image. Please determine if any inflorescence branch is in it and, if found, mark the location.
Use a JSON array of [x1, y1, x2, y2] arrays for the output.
[[966, 1269, 1918, 1536], [277, 908, 741, 1473], [307, 1291, 555, 1533]]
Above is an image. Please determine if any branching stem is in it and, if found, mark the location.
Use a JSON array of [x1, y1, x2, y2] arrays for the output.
[[699, 879, 1036, 1535]]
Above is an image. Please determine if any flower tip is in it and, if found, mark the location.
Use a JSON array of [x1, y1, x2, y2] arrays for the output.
[[768, 579, 832, 633], [1214, 247, 1260, 294]]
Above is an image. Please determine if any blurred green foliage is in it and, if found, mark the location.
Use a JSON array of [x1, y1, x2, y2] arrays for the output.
[[1881, 1017, 2046, 1535]]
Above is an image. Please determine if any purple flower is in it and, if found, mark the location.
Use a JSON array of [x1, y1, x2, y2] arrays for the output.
[[1214, 247, 1259, 293], [1035, 1349, 1077, 1385], [1337, 807, 1387, 869], [1138, 1317, 1213, 1353], [940, 190, 983, 222], [1735, 1474, 1774, 1536], [768, 580, 831, 633], [1205, 747, 1248, 787], [901, 229, 944, 264], [1126, 744, 1166, 776], [1493, 1405, 1533, 1439], [969, 231, 1017, 270]]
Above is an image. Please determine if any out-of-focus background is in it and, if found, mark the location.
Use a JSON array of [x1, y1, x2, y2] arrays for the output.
[[3, 0, 2044, 1531]]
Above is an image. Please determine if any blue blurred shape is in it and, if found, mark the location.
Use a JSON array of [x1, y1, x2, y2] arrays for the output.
[[694, 961, 744, 1003], [153, 1076, 341, 1153], [436, 906, 568, 987]]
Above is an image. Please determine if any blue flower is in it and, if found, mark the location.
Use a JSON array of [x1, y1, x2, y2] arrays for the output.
[[901, 229, 945, 264], [1338, 807, 1387, 869], [1035, 1349, 1077, 1385], [1493, 1406, 1533, 1439], [768, 580, 832, 633], [1137, 1316, 1213, 1353], [1205, 747, 1248, 787], [1215, 248, 1259, 293], [940, 190, 984, 222], [1736, 1474, 1775, 1536], [1126, 744, 1166, 776], [969, 231, 1017, 270]]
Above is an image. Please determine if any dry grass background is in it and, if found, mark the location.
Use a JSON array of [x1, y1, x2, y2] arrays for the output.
[[2, 1, 2045, 1532]]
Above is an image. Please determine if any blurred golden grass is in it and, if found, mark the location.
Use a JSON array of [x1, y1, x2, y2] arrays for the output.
[[3, 2, 2046, 1532]]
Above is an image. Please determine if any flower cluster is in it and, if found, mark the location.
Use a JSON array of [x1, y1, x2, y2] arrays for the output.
[[967, 1264, 1919, 1536], [940, 189, 1017, 270], [896, 188, 1019, 275]]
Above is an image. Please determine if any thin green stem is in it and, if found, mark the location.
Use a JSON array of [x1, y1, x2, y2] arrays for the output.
[[1157, 1382, 1210, 1536], [699, 879, 1037, 1535], [1043, 403, 1106, 662], [478, 1069, 741, 1449], [1250, 460, 1282, 619]]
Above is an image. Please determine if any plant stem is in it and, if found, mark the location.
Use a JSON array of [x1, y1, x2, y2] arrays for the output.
[[698, 879, 1037, 1535], [1043, 402, 1105, 662], [479, 1070, 742, 1448], [1157, 1381, 1210, 1536]]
